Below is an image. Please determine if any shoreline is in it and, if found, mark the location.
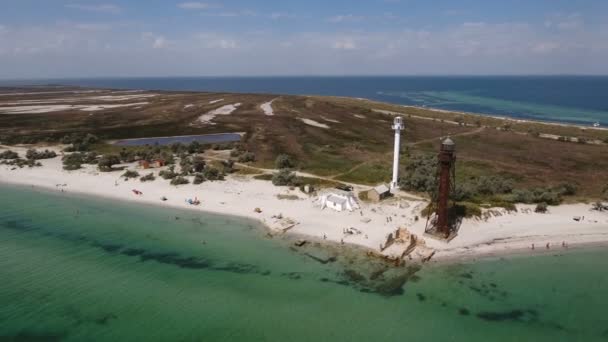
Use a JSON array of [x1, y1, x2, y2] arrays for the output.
[[1, 145, 607, 263]]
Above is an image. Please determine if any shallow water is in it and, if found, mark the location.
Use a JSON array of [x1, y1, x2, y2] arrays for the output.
[[1, 184, 607, 341], [4, 76, 607, 126]]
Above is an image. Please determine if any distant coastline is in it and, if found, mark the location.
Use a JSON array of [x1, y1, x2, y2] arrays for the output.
[[1, 75, 607, 127]]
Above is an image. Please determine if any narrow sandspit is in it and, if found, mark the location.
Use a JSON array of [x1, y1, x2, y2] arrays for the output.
[[320, 115, 340, 123], [0, 102, 149, 114], [261, 99, 277, 116], [198, 103, 241, 124], [299, 118, 330, 129]]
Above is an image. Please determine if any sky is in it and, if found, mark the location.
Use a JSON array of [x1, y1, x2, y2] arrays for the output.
[[0, 0, 607, 78]]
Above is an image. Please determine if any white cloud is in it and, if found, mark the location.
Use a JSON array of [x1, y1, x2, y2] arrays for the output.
[[332, 39, 357, 50], [178, 2, 213, 10], [65, 3, 122, 14], [327, 14, 363, 23], [153, 37, 167, 49], [545, 13, 583, 30], [532, 42, 560, 54]]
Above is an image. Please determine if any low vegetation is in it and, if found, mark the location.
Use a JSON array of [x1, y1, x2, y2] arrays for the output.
[[170, 176, 190, 186], [25, 149, 57, 160], [122, 170, 140, 179], [0, 150, 19, 159], [140, 173, 156, 182]]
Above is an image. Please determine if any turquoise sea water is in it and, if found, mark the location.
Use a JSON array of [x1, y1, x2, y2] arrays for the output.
[[1, 184, 607, 341], [3, 76, 607, 126]]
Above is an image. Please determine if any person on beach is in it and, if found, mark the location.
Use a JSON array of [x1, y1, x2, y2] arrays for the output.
[[546, 243, 550, 249], [531, 243, 535, 250]]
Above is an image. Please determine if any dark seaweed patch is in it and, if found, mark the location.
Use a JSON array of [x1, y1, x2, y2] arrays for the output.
[[343, 269, 366, 283], [476, 309, 539, 323], [281, 272, 302, 280], [459, 308, 470, 316], [459, 272, 474, 279], [95, 313, 118, 325], [416, 293, 426, 302], [0, 331, 66, 342]]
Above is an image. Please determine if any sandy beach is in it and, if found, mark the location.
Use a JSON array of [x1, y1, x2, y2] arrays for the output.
[[1, 145, 607, 262]]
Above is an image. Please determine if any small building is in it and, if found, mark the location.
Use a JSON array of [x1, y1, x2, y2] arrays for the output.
[[138, 159, 166, 169], [318, 190, 360, 212], [368, 184, 391, 202]]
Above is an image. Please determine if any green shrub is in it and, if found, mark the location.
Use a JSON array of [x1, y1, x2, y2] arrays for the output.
[[25, 149, 57, 160], [238, 152, 255, 163], [535, 202, 548, 213], [398, 154, 437, 195], [62, 153, 85, 170], [193, 173, 205, 185], [192, 156, 206, 173], [272, 169, 298, 186], [221, 160, 235, 174], [275, 154, 295, 169], [170, 176, 190, 186], [159, 167, 178, 180], [122, 170, 140, 179], [0, 150, 19, 159], [98, 154, 121, 172], [140, 173, 156, 182], [203, 167, 224, 181], [555, 183, 577, 196]]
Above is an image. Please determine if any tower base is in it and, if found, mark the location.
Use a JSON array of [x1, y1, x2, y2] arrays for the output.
[[423, 226, 458, 242]]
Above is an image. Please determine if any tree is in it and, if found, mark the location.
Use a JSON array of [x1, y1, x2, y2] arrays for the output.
[[0, 150, 19, 159], [140, 173, 156, 182], [275, 154, 295, 169], [535, 202, 548, 213], [238, 152, 255, 163], [272, 169, 298, 186], [221, 159, 235, 174], [170, 176, 190, 186], [159, 166, 178, 180], [62, 153, 84, 170], [98, 154, 121, 172], [122, 170, 140, 179], [193, 173, 205, 185], [592, 201, 604, 212], [192, 156, 206, 172], [203, 167, 223, 181]]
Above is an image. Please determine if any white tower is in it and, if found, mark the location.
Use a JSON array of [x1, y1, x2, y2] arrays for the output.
[[391, 116, 404, 191]]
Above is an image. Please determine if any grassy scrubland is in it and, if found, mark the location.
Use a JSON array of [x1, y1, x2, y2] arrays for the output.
[[1, 86, 607, 202]]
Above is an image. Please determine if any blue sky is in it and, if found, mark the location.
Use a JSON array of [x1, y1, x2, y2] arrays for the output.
[[0, 0, 607, 78]]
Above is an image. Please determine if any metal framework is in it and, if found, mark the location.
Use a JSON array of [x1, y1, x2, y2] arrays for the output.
[[425, 137, 456, 239]]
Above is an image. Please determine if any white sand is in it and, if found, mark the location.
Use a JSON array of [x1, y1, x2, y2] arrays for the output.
[[184, 104, 195, 109], [1, 145, 607, 262], [198, 103, 241, 124], [209, 99, 224, 104], [320, 116, 340, 123], [354, 114, 366, 119], [260, 99, 277, 116], [299, 118, 330, 129], [0, 102, 149, 114]]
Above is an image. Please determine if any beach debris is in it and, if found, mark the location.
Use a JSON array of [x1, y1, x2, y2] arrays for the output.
[[573, 216, 581, 222], [161, 196, 168, 201], [132, 189, 143, 195], [186, 197, 201, 205], [294, 239, 307, 247], [254, 207, 262, 213], [343, 227, 362, 235]]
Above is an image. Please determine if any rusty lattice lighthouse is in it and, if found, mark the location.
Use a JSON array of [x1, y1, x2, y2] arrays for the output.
[[436, 137, 456, 236], [425, 137, 457, 239]]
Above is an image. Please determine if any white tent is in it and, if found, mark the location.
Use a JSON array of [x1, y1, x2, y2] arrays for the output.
[[318, 190, 360, 212]]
